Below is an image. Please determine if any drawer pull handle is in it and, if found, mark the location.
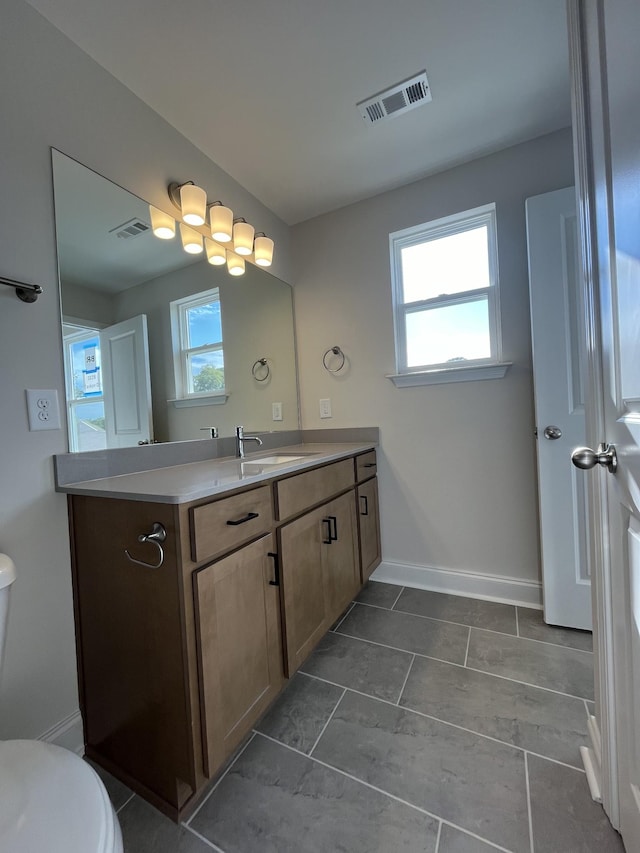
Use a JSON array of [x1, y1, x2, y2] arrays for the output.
[[328, 515, 338, 541], [322, 518, 333, 545], [360, 495, 369, 516], [363, 462, 376, 468], [124, 522, 166, 569], [268, 551, 280, 586], [226, 512, 259, 526]]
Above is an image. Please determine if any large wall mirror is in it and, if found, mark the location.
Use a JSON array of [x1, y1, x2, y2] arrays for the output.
[[52, 150, 299, 452]]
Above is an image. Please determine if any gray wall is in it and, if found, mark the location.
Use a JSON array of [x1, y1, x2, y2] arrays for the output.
[[0, 0, 290, 739], [292, 129, 575, 589]]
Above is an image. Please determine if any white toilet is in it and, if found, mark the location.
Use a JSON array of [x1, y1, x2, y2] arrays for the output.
[[0, 554, 123, 853]]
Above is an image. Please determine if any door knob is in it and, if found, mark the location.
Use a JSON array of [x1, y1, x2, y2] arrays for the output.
[[571, 443, 618, 473], [543, 425, 562, 440]]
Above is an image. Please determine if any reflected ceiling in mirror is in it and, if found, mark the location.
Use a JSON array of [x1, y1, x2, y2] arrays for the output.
[[52, 150, 299, 452]]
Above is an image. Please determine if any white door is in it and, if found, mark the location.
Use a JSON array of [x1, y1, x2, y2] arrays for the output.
[[572, 0, 640, 847], [100, 314, 153, 448], [526, 187, 591, 629]]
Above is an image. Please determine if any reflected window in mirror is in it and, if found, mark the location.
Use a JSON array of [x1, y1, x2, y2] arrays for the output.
[[171, 288, 226, 400], [63, 324, 107, 452]]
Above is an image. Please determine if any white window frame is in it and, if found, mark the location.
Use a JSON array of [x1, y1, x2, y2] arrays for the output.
[[388, 203, 510, 386], [62, 324, 107, 452], [170, 288, 228, 406]]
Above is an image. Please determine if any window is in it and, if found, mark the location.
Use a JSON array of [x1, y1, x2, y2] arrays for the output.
[[389, 203, 509, 386], [62, 325, 107, 452], [170, 288, 226, 403]]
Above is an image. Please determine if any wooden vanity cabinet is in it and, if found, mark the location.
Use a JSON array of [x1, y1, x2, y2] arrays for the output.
[[357, 477, 381, 581]]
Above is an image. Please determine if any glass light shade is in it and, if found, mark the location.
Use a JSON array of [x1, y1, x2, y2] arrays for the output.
[[210, 204, 233, 242], [226, 251, 245, 276], [149, 205, 175, 239], [254, 235, 274, 267], [180, 183, 207, 226], [233, 220, 255, 256], [180, 222, 203, 254], [205, 238, 226, 266]]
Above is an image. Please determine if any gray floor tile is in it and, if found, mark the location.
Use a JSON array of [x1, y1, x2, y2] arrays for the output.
[[313, 691, 530, 853], [438, 824, 500, 853], [356, 580, 402, 609], [255, 672, 344, 754], [394, 588, 517, 635], [517, 606, 593, 651], [190, 734, 440, 853], [300, 631, 413, 702], [118, 797, 212, 853], [467, 628, 594, 700], [400, 656, 589, 766], [337, 602, 469, 664], [85, 759, 134, 811], [587, 699, 596, 716], [528, 753, 625, 852]]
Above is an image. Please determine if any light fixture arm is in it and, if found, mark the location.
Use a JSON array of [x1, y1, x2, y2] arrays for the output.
[[167, 180, 195, 211]]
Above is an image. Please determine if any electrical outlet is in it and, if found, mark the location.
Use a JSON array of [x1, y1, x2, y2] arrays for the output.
[[26, 389, 61, 431], [319, 398, 332, 419], [272, 402, 283, 421]]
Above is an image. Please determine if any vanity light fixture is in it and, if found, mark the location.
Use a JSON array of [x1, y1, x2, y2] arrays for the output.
[[226, 250, 245, 276], [209, 202, 233, 243], [168, 181, 207, 226], [205, 238, 226, 266], [180, 222, 204, 254], [149, 206, 176, 239], [233, 218, 255, 256], [254, 233, 274, 267]]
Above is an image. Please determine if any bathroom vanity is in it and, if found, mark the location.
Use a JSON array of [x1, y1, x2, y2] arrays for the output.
[[59, 441, 380, 820]]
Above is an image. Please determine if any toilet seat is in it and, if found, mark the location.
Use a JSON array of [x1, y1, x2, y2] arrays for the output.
[[0, 740, 123, 853]]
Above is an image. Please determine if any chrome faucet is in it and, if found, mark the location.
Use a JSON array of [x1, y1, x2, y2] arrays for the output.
[[235, 425, 263, 459]]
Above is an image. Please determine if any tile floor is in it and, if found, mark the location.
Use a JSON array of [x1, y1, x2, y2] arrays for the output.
[[96, 583, 625, 852]]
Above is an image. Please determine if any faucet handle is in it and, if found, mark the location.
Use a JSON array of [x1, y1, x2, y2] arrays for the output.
[[236, 425, 244, 437], [200, 427, 218, 438]]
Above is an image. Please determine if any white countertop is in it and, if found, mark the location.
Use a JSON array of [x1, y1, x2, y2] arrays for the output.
[[56, 442, 376, 504]]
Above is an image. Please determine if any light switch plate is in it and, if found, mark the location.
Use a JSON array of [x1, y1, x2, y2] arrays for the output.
[[319, 398, 332, 419], [26, 389, 61, 431], [272, 402, 283, 421]]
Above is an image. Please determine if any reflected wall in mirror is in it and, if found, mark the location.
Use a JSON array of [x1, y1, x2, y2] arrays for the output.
[[52, 150, 299, 452]]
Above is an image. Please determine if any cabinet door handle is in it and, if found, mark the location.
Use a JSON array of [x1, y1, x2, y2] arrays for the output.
[[360, 494, 369, 516], [267, 551, 280, 586], [226, 512, 259, 526], [328, 515, 338, 541], [322, 518, 333, 544], [363, 462, 376, 468]]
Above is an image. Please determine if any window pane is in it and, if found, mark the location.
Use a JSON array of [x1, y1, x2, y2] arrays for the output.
[[69, 335, 102, 398], [401, 225, 490, 303], [72, 400, 106, 452], [405, 298, 491, 367], [188, 350, 225, 393], [186, 301, 222, 347]]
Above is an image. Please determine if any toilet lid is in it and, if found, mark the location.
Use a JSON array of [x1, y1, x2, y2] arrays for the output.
[[0, 740, 119, 853]]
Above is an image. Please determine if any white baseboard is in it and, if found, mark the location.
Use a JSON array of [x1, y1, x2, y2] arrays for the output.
[[38, 709, 84, 755], [371, 560, 543, 609]]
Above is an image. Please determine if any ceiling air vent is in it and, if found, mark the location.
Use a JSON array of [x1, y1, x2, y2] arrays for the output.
[[357, 71, 432, 125], [110, 218, 151, 240]]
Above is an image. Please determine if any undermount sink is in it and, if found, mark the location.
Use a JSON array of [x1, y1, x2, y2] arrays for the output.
[[244, 452, 317, 466]]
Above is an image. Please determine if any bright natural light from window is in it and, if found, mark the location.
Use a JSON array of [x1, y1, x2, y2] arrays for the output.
[[63, 327, 107, 452], [389, 203, 503, 383], [171, 289, 225, 399]]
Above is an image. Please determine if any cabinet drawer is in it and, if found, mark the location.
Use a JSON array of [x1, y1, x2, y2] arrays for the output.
[[190, 486, 272, 563], [355, 450, 377, 482], [276, 459, 354, 521]]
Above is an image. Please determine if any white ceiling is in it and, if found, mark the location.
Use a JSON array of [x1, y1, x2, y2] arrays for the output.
[[26, 0, 571, 225]]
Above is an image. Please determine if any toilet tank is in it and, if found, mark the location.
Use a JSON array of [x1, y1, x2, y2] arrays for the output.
[[0, 554, 16, 680]]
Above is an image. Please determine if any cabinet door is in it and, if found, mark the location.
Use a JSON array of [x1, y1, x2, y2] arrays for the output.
[[323, 490, 361, 617], [279, 506, 328, 674], [357, 478, 382, 582], [194, 534, 283, 776]]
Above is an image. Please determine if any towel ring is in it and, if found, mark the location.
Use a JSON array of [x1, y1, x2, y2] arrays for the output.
[[322, 346, 346, 373], [124, 522, 166, 569], [252, 358, 270, 381]]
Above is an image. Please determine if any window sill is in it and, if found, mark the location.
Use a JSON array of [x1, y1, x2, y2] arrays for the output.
[[168, 393, 229, 408], [386, 362, 512, 387]]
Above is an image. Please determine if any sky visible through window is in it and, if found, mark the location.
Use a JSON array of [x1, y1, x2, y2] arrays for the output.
[[186, 301, 224, 376], [401, 225, 491, 366]]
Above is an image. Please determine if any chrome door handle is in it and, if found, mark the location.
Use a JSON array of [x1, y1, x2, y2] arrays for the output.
[[543, 425, 562, 440], [571, 443, 618, 473]]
